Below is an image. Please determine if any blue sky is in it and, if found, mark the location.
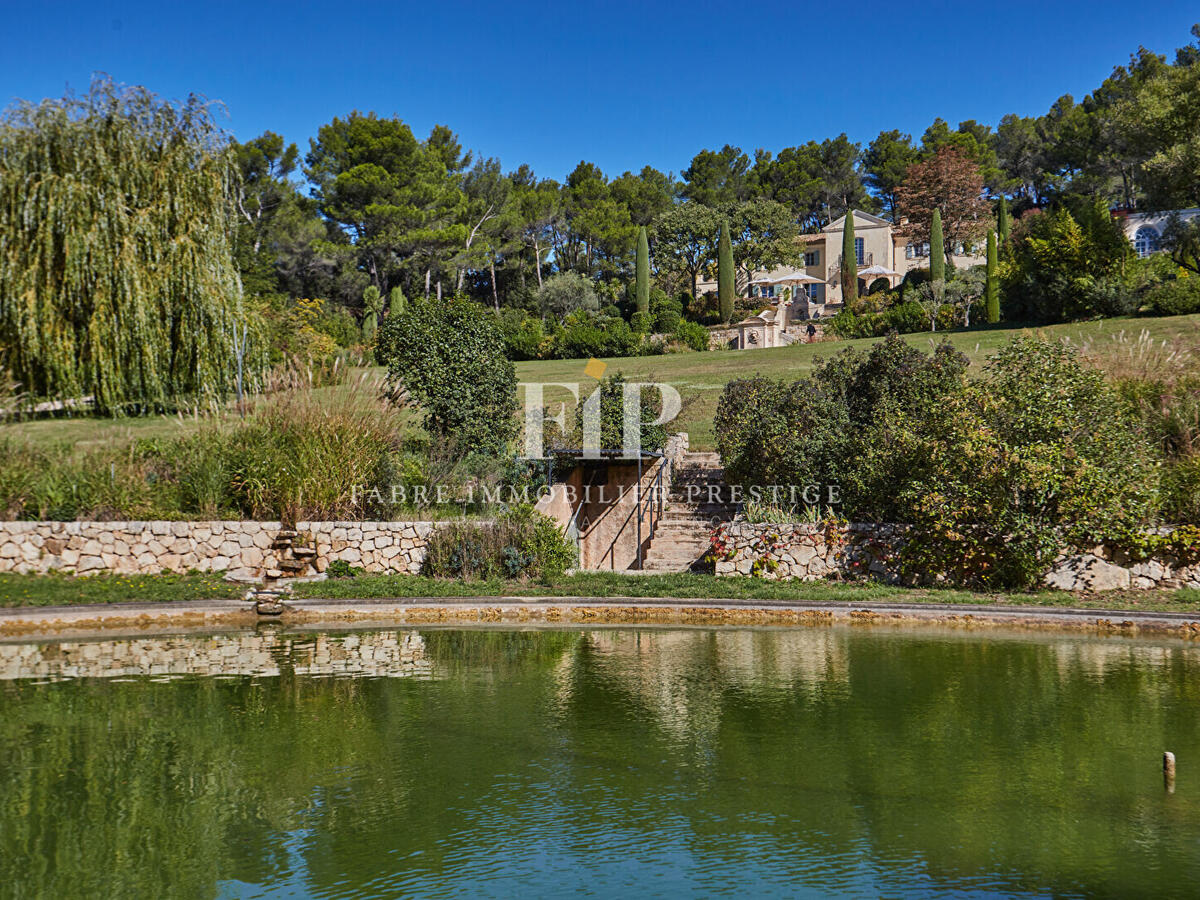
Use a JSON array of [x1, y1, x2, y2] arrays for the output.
[[3, 1, 1197, 184]]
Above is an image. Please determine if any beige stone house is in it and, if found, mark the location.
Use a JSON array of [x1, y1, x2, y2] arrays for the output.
[[698, 209, 987, 315]]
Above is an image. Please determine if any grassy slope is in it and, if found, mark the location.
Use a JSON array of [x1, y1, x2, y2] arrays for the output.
[[5, 315, 1199, 453], [3, 570, 1200, 614], [514, 315, 1200, 449]]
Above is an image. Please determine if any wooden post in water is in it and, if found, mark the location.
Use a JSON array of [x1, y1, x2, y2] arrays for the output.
[[1164, 751, 1176, 793]]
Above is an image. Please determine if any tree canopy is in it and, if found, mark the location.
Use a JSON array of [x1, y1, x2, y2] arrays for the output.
[[0, 78, 264, 413]]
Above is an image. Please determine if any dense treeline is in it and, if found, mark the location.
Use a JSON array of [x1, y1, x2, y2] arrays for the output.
[[2, 26, 1199, 410], [231, 25, 1200, 325]]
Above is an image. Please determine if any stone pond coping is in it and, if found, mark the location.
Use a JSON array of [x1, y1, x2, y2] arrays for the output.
[[2, 598, 1199, 644], [713, 521, 1200, 592], [0, 520, 443, 579]]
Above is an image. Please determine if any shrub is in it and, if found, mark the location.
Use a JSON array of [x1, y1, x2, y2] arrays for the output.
[[326, 559, 362, 578], [497, 310, 547, 361], [896, 339, 1157, 586], [650, 290, 683, 333], [1162, 455, 1200, 524], [1003, 201, 1132, 322], [375, 297, 519, 457], [421, 506, 575, 580], [313, 301, 362, 348], [824, 301, 930, 338], [715, 334, 1157, 587], [673, 319, 709, 352], [556, 372, 670, 454], [629, 310, 652, 335], [548, 314, 651, 359], [1146, 276, 1200, 316]]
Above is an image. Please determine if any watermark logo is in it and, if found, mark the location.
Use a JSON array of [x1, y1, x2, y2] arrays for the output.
[[520, 359, 681, 460]]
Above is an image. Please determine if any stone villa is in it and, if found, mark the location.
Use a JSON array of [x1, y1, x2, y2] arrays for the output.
[[698, 209, 985, 315], [699, 209, 986, 348]]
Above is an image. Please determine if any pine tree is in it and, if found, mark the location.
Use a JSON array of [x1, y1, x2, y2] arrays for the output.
[[997, 196, 1012, 247], [635, 225, 650, 315], [930, 208, 945, 285], [388, 284, 407, 317], [718, 220, 735, 323], [985, 229, 1000, 324], [362, 285, 383, 343], [0, 78, 262, 413], [840, 211, 858, 304]]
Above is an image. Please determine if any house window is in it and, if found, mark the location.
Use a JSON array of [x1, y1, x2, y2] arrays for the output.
[[808, 284, 825, 303], [854, 237, 864, 265], [804, 250, 819, 266], [1134, 225, 1160, 258]]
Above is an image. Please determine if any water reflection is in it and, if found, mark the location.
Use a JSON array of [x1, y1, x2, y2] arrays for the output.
[[0, 630, 431, 681], [0, 626, 1197, 898]]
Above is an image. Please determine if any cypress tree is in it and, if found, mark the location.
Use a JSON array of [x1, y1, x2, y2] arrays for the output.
[[718, 220, 735, 323], [0, 77, 262, 413], [362, 286, 383, 343], [930, 208, 945, 285], [840, 211, 858, 304], [389, 284, 407, 317], [997, 196, 1012, 247], [635, 225, 650, 315], [985, 229, 1000, 324]]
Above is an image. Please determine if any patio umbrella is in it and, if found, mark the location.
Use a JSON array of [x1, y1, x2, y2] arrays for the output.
[[772, 272, 821, 284], [856, 264, 899, 277]]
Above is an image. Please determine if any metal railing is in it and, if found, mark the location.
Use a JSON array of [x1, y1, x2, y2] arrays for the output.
[[830, 252, 873, 275], [635, 454, 669, 569], [550, 448, 669, 571]]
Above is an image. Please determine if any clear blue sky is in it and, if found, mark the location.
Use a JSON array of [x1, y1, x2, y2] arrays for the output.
[[3, 1, 1197, 183]]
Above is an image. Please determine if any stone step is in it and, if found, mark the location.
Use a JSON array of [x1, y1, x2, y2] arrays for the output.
[[645, 540, 709, 552], [661, 503, 735, 514], [671, 472, 726, 483], [649, 525, 713, 539]]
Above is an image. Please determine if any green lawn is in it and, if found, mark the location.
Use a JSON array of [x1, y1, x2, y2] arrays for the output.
[[3, 569, 1200, 614], [0, 572, 245, 607], [5, 314, 1199, 452]]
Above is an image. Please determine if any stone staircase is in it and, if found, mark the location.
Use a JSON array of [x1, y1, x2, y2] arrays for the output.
[[640, 452, 739, 573]]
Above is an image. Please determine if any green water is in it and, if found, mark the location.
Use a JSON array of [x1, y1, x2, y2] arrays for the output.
[[1, 626, 1198, 898]]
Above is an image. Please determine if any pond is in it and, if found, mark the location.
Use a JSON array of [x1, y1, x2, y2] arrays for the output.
[[1, 625, 1198, 898]]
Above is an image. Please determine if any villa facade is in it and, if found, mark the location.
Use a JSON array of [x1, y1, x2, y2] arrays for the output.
[[697, 210, 987, 315]]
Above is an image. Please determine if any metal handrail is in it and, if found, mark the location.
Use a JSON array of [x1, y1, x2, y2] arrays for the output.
[[635, 455, 670, 569]]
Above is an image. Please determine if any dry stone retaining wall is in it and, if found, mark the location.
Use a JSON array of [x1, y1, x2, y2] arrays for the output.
[[0, 520, 439, 579], [713, 522, 1200, 591]]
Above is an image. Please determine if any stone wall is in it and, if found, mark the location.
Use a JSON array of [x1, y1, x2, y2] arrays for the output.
[[713, 521, 1200, 591], [713, 523, 906, 582], [0, 520, 439, 579]]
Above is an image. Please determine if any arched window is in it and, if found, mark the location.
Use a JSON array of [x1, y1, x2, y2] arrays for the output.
[[1134, 225, 1160, 258]]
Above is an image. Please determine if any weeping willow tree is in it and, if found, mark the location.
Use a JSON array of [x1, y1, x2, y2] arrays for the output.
[[0, 78, 265, 414]]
